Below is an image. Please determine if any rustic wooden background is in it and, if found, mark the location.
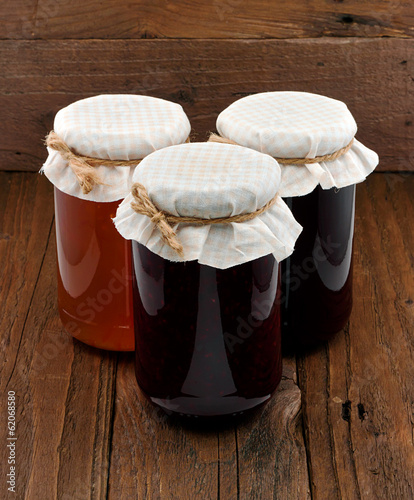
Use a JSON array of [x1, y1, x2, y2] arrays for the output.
[[1, 4, 414, 500], [1, 171, 413, 499], [0, 1, 413, 172]]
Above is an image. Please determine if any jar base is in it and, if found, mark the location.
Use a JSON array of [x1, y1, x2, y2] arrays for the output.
[[59, 310, 134, 352], [282, 317, 350, 353], [149, 394, 272, 419]]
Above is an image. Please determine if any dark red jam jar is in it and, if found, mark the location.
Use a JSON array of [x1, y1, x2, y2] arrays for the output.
[[281, 184, 355, 348], [215, 91, 379, 350], [132, 242, 281, 417], [114, 142, 302, 418]]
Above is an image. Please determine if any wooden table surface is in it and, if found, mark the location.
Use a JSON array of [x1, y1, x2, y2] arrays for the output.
[[1, 172, 413, 500]]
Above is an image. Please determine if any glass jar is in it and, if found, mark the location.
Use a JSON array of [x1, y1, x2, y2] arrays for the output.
[[214, 91, 378, 350], [42, 94, 191, 351], [55, 187, 134, 350], [114, 142, 302, 418], [281, 184, 355, 348], [132, 242, 281, 417]]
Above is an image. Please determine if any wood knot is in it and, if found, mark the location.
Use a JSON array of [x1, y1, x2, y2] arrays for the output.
[[341, 400, 352, 422]]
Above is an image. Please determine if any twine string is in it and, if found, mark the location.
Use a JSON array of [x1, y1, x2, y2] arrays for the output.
[[208, 133, 354, 165], [131, 132, 353, 257], [45, 131, 143, 194], [130, 182, 279, 258], [46, 131, 190, 195]]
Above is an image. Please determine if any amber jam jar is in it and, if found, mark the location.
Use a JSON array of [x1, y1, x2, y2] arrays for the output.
[[133, 243, 281, 417], [114, 142, 302, 417], [281, 184, 355, 348], [215, 91, 379, 349], [42, 94, 191, 351], [54, 188, 134, 350]]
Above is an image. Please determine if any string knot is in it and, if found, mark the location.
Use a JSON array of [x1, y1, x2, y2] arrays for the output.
[[46, 131, 104, 194], [129, 182, 280, 258], [131, 183, 184, 258], [45, 131, 146, 195], [150, 212, 167, 225]]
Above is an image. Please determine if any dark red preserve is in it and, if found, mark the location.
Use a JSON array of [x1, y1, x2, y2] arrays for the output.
[[113, 142, 303, 419], [281, 184, 355, 348], [132, 242, 282, 417], [214, 92, 378, 350]]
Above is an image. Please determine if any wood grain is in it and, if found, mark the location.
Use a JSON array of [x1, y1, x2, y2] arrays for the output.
[[108, 356, 309, 499], [297, 173, 414, 499], [0, 174, 118, 499], [0, 38, 413, 173], [236, 357, 310, 500], [1, 0, 413, 40], [107, 355, 220, 499], [1, 172, 413, 499], [0, 173, 54, 393], [8, 236, 117, 500]]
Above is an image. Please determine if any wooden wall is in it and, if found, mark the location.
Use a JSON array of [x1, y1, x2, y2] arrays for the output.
[[1, 1, 413, 171]]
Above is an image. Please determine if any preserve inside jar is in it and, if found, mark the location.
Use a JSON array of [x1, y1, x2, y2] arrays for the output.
[[132, 242, 282, 417], [281, 184, 355, 348], [213, 91, 378, 350], [55, 187, 134, 351]]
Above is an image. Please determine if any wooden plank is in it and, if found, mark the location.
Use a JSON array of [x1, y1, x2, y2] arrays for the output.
[[0, 39, 412, 173], [0, 177, 117, 498], [236, 357, 310, 499], [0, 172, 55, 499], [5, 234, 117, 500], [1, 0, 414, 39], [0, 173, 54, 391], [297, 173, 414, 500], [218, 423, 239, 500], [108, 356, 309, 498], [1, 170, 413, 497], [107, 354, 220, 499]]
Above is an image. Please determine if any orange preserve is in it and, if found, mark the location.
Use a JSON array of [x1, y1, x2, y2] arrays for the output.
[[54, 187, 134, 351], [42, 94, 192, 351]]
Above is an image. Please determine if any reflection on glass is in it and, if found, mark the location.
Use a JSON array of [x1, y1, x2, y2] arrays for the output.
[[133, 242, 282, 417], [55, 187, 134, 351]]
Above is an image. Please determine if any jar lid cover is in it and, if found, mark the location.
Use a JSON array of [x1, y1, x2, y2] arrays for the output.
[[41, 94, 191, 202], [216, 91, 379, 196], [114, 142, 302, 269]]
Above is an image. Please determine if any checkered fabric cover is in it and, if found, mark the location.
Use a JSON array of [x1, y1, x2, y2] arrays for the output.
[[114, 142, 303, 269], [41, 94, 191, 202], [216, 91, 379, 197]]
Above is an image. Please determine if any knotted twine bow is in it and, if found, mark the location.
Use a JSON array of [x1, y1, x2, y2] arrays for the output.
[[130, 182, 279, 258], [208, 133, 354, 165], [45, 131, 142, 194], [128, 134, 354, 257], [45, 131, 190, 195]]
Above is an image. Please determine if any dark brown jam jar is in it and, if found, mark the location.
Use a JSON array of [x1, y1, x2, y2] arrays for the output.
[[132, 243, 281, 417], [281, 184, 355, 349], [215, 91, 379, 351], [114, 142, 302, 419]]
